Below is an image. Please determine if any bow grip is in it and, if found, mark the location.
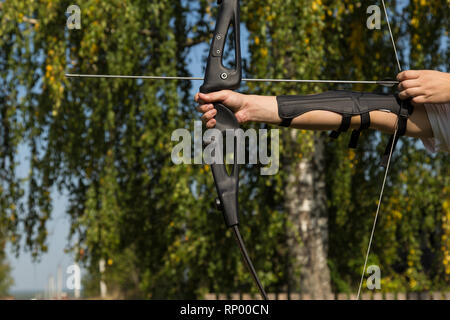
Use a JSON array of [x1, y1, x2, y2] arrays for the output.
[[210, 103, 239, 227]]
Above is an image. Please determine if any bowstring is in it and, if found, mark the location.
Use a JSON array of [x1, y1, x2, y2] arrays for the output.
[[356, 0, 403, 300], [65, 74, 399, 86]]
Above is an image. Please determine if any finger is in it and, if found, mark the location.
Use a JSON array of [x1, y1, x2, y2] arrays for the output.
[[398, 87, 422, 100], [195, 92, 209, 104], [398, 78, 421, 91], [201, 108, 217, 123], [411, 95, 428, 104], [195, 95, 207, 105], [397, 70, 420, 82], [196, 104, 214, 113], [194, 92, 200, 103], [197, 90, 230, 104], [206, 119, 217, 129]]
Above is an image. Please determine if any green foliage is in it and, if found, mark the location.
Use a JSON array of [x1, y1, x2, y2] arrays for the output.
[[0, 0, 448, 299]]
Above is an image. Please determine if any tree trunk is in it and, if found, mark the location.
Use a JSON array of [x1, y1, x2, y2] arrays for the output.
[[285, 132, 331, 298]]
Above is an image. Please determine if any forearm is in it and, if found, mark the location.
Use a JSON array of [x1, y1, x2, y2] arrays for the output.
[[243, 93, 433, 139], [244, 94, 377, 131]]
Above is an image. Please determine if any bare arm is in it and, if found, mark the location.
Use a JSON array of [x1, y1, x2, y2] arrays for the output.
[[195, 91, 434, 139]]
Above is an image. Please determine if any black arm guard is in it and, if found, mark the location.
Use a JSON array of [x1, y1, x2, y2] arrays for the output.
[[277, 90, 414, 167]]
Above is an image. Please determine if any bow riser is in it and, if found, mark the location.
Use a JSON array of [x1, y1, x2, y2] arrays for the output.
[[200, 0, 241, 94]]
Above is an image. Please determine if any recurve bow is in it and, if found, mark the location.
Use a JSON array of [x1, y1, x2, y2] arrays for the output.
[[199, 0, 268, 300]]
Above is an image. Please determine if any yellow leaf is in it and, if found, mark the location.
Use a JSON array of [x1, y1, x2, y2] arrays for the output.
[[260, 47, 268, 58]]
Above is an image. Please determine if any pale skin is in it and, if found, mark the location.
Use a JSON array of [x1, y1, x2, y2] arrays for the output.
[[195, 70, 450, 139]]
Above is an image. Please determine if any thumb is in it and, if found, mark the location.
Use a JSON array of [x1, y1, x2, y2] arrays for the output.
[[198, 90, 230, 104]]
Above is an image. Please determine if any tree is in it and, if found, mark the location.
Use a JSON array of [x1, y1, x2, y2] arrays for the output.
[[0, 0, 448, 299], [0, 237, 13, 297]]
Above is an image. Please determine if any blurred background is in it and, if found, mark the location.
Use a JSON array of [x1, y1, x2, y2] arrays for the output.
[[0, 0, 448, 299]]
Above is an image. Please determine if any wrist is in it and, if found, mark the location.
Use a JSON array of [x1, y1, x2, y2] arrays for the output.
[[243, 95, 257, 122], [244, 95, 281, 124]]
